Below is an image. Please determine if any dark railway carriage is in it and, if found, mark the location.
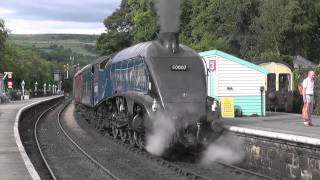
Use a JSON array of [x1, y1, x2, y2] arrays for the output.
[[74, 33, 223, 151]]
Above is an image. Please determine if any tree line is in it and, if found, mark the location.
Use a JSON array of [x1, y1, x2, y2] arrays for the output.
[[0, 20, 61, 91], [97, 0, 320, 65]]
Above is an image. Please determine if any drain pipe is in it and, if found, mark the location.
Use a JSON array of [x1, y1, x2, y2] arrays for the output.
[[260, 86, 265, 116]]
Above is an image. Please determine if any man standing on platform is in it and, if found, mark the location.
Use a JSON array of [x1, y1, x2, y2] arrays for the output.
[[302, 70, 316, 126]]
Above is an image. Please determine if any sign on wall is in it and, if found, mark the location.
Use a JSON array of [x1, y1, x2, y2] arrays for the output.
[[6, 72, 13, 89], [221, 97, 235, 118], [0, 73, 3, 93], [209, 60, 216, 71]]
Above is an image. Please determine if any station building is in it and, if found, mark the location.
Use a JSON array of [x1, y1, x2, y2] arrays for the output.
[[199, 50, 269, 118]]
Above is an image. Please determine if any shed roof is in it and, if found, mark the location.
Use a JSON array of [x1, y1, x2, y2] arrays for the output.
[[199, 50, 269, 74]]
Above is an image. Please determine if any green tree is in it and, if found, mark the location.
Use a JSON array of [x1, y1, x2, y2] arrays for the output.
[[188, 0, 225, 51], [127, 0, 158, 42], [0, 19, 8, 63], [97, 31, 132, 55], [281, 0, 320, 63], [217, 0, 261, 61], [97, 0, 134, 55]]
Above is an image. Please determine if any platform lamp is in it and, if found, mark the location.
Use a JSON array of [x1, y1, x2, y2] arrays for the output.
[[21, 80, 25, 100], [34, 81, 38, 96], [44, 83, 47, 96], [52, 85, 55, 94], [48, 84, 51, 95]]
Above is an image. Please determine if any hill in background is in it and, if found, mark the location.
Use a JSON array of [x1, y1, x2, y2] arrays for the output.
[[9, 34, 100, 66]]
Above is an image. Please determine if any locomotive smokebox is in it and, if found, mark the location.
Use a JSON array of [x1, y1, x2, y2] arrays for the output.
[[158, 32, 179, 53]]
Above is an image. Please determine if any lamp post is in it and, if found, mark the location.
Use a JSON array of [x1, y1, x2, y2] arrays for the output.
[[34, 81, 38, 96], [21, 80, 25, 100], [59, 81, 62, 94], [48, 84, 51, 95], [52, 85, 55, 94], [44, 83, 47, 96], [64, 64, 69, 79]]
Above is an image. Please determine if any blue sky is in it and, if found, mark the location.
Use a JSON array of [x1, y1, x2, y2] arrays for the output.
[[0, 0, 121, 34]]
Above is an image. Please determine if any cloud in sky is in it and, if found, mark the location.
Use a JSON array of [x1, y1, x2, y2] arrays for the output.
[[0, 0, 121, 34]]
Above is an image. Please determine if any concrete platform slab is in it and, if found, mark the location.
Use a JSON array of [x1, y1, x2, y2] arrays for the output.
[[223, 112, 320, 145], [0, 96, 61, 180]]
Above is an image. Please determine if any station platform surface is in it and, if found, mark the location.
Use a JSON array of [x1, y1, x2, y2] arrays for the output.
[[0, 97, 59, 180], [223, 112, 320, 145]]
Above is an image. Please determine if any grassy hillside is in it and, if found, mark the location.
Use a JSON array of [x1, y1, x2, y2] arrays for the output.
[[9, 34, 99, 56], [9, 34, 100, 65]]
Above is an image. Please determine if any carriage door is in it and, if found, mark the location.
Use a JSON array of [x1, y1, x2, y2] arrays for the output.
[[266, 73, 276, 110]]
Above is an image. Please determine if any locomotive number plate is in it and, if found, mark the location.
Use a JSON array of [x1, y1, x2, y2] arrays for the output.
[[171, 64, 188, 71]]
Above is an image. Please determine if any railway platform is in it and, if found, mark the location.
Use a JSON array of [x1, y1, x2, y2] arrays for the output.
[[0, 97, 60, 180], [223, 112, 320, 145]]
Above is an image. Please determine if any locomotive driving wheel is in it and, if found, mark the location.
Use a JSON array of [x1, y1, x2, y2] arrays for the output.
[[134, 131, 145, 149], [112, 125, 119, 139], [119, 129, 128, 142], [128, 130, 136, 146]]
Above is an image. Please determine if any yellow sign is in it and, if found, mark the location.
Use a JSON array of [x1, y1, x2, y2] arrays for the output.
[[221, 97, 235, 118]]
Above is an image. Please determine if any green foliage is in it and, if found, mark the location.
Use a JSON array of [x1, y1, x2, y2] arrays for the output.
[[97, 0, 320, 64], [0, 19, 8, 63], [97, 0, 158, 55], [1, 42, 61, 90], [0, 20, 63, 91], [97, 31, 132, 55]]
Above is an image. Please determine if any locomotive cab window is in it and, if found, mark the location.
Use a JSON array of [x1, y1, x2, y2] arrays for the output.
[[99, 57, 109, 70], [267, 73, 276, 91], [279, 73, 291, 92]]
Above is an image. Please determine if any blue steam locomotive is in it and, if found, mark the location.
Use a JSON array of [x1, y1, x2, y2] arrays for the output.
[[74, 33, 223, 154]]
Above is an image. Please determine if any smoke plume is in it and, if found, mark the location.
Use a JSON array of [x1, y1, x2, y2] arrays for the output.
[[200, 133, 245, 165], [146, 113, 176, 156], [154, 0, 181, 32]]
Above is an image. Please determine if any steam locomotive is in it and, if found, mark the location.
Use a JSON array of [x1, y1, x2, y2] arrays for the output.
[[73, 33, 223, 152]]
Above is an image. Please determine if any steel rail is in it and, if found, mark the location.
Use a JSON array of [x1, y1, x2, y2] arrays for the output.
[[34, 103, 61, 180], [57, 101, 120, 180]]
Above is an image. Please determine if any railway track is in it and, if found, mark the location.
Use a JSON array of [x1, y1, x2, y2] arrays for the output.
[[34, 103, 59, 180], [35, 100, 119, 180], [108, 132, 276, 180], [35, 101, 276, 180], [74, 104, 277, 180]]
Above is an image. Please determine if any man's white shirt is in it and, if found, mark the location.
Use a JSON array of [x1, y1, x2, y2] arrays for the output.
[[303, 77, 314, 95]]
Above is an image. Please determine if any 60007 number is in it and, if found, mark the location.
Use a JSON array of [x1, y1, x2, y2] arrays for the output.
[[171, 65, 188, 71]]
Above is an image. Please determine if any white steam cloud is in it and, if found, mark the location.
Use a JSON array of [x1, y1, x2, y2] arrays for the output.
[[154, 0, 181, 32], [146, 113, 175, 156], [201, 133, 245, 165]]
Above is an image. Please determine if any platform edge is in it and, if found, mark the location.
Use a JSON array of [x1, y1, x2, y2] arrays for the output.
[[13, 96, 62, 180], [226, 125, 320, 146]]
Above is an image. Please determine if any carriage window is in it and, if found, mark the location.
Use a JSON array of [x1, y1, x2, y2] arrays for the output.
[[279, 73, 291, 92], [267, 73, 276, 91]]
